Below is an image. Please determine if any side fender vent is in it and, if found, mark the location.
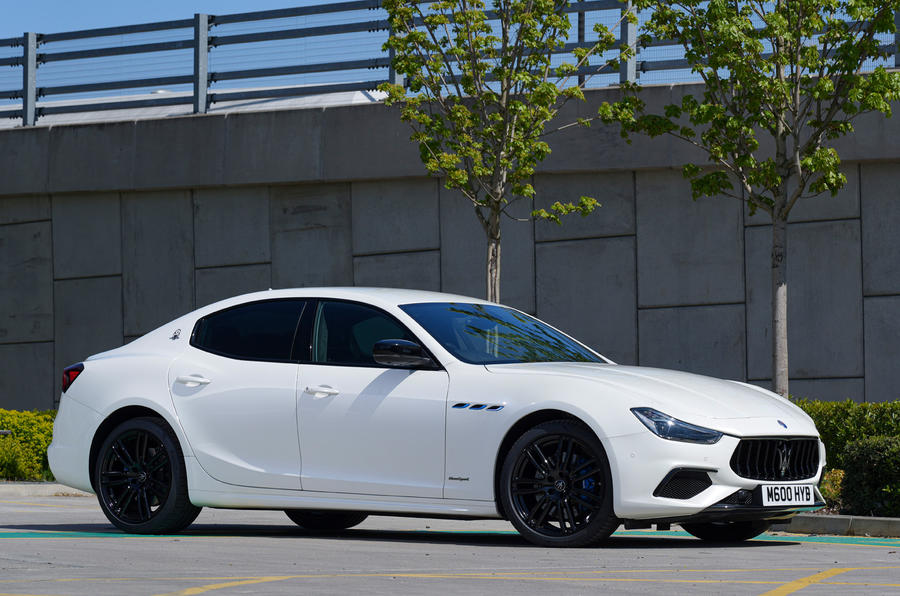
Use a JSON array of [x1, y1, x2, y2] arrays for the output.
[[452, 403, 504, 411]]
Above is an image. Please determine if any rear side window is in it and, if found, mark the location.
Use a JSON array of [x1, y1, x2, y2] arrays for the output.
[[192, 299, 306, 362]]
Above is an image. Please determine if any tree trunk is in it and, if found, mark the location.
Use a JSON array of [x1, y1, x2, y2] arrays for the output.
[[771, 215, 789, 397], [486, 210, 501, 303]]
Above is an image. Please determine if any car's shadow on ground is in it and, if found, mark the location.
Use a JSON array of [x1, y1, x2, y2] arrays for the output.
[[0, 523, 799, 548]]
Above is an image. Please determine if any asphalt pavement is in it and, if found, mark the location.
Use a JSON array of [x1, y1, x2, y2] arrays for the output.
[[1, 495, 898, 595]]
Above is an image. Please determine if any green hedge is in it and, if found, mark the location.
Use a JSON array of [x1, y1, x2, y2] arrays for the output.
[[840, 436, 900, 517], [792, 399, 900, 469], [0, 409, 56, 481]]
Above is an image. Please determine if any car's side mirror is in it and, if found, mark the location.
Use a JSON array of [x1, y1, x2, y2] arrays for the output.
[[373, 339, 436, 369]]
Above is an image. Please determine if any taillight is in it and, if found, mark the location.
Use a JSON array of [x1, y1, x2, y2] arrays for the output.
[[61, 363, 84, 393]]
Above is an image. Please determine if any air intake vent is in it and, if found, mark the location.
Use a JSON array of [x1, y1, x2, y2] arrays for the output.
[[653, 469, 712, 499], [730, 438, 819, 481], [452, 403, 504, 411]]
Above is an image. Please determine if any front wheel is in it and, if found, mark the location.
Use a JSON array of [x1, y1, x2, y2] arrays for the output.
[[94, 417, 200, 534], [681, 520, 771, 542], [285, 510, 368, 531], [500, 419, 619, 547]]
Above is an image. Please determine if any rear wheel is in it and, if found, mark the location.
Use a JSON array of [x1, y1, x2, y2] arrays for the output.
[[681, 520, 771, 542], [500, 419, 619, 547], [285, 510, 368, 531], [94, 417, 200, 534]]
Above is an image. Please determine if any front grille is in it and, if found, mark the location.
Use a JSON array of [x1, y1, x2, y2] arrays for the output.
[[653, 469, 713, 499], [730, 438, 819, 481]]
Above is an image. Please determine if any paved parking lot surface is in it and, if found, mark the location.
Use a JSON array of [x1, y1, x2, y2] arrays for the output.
[[1, 496, 898, 595]]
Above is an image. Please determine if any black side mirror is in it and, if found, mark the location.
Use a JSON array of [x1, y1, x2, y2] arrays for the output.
[[373, 339, 436, 369]]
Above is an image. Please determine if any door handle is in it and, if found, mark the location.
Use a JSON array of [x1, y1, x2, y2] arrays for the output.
[[175, 375, 212, 387], [304, 385, 339, 397]]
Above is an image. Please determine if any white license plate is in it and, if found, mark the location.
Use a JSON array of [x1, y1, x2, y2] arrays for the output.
[[761, 484, 815, 506]]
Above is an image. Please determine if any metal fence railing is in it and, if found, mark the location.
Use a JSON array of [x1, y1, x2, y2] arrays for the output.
[[0, 1, 898, 127]]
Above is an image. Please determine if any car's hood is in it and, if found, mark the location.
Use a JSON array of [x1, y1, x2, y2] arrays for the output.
[[485, 363, 817, 435]]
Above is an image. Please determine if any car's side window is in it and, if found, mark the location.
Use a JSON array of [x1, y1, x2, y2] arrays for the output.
[[192, 299, 306, 362], [311, 301, 414, 366]]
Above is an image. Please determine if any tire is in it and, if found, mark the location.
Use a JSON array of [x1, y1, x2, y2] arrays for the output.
[[285, 510, 368, 531], [681, 520, 771, 542], [499, 419, 619, 547], [94, 417, 201, 534]]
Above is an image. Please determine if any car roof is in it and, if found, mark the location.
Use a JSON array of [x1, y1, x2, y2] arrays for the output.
[[198, 287, 493, 313]]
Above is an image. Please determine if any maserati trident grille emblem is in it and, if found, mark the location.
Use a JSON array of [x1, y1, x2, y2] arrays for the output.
[[776, 441, 792, 478]]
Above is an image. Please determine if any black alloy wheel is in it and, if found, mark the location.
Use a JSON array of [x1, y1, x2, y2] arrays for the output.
[[500, 419, 619, 547], [285, 510, 369, 531], [681, 520, 772, 542], [94, 417, 200, 534]]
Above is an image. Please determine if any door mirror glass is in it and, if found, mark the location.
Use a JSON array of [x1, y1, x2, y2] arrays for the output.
[[373, 339, 435, 369]]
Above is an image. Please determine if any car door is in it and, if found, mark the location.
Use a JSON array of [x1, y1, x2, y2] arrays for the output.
[[168, 299, 306, 490], [298, 300, 449, 498]]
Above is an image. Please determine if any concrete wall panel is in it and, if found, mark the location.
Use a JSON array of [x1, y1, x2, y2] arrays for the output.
[[48, 122, 134, 192], [0, 195, 50, 225], [636, 170, 744, 307], [536, 237, 636, 364], [639, 304, 746, 380], [864, 296, 900, 402], [0, 127, 49, 195], [122, 191, 194, 336], [322, 104, 424, 181], [352, 178, 440, 255], [353, 251, 440, 291], [749, 378, 865, 402], [746, 221, 863, 380], [223, 110, 323, 185], [134, 117, 224, 189], [0, 222, 53, 343], [533, 172, 634, 242], [861, 163, 900, 296], [0, 343, 54, 410], [194, 187, 270, 268], [195, 264, 272, 308], [54, 277, 123, 382], [271, 184, 352, 288], [52, 193, 121, 279], [438, 188, 535, 312]]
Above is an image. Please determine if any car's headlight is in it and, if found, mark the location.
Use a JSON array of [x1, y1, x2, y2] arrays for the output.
[[631, 407, 723, 444]]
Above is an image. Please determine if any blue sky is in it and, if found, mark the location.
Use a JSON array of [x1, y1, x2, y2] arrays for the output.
[[2, 1, 322, 37]]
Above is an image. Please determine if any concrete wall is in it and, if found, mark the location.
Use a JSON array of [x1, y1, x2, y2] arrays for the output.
[[1, 84, 898, 408]]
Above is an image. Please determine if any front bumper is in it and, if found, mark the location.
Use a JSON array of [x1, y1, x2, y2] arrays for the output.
[[629, 484, 826, 526], [605, 430, 826, 520]]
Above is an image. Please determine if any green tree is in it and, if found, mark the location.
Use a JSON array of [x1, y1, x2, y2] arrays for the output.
[[381, 0, 635, 302], [600, 0, 900, 396]]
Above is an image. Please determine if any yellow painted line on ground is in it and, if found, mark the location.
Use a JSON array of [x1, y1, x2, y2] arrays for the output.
[[157, 576, 298, 596], [824, 581, 900, 587], [4, 566, 900, 595], [759, 568, 858, 596], [0, 500, 84, 509]]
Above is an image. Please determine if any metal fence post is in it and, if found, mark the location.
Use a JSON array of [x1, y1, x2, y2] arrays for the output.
[[387, 23, 403, 87], [193, 14, 209, 114], [895, 9, 900, 69], [22, 32, 36, 126], [578, 9, 585, 86], [619, 1, 636, 84]]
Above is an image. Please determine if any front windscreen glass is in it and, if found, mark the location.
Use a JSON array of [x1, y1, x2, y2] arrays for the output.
[[400, 302, 605, 365]]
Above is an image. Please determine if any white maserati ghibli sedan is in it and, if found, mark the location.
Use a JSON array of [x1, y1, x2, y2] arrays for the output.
[[49, 288, 825, 547]]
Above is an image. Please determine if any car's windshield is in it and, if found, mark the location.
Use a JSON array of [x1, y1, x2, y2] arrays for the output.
[[400, 302, 605, 365]]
